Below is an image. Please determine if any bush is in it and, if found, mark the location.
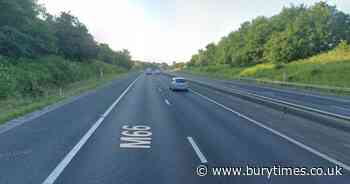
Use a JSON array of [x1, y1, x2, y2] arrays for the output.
[[0, 26, 35, 58], [0, 56, 123, 99], [205, 64, 227, 73], [274, 63, 285, 70], [0, 59, 16, 98], [310, 67, 322, 76], [336, 40, 350, 52], [239, 63, 275, 77]]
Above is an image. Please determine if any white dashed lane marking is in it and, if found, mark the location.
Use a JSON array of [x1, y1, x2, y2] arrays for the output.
[[165, 99, 171, 106], [187, 137, 208, 164]]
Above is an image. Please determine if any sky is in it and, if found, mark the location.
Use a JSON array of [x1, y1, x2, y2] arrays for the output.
[[38, 0, 350, 63]]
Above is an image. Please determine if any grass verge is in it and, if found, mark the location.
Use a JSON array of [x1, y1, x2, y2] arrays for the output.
[[0, 73, 125, 125], [184, 47, 350, 96]]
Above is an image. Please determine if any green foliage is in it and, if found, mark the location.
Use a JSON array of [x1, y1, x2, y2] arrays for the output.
[[113, 49, 133, 70], [53, 12, 98, 61], [0, 26, 36, 57], [188, 2, 350, 67], [0, 0, 134, 70], [98, 44, 133, 70], [336, 40, 350, 51], [0, 0, 135, 124], [0, 0, 134, 101], [0, 56, 124, 100], [187, 45, 350, 89], [243, 46, 350, 86], [273, 63, 285, 70], [0, 0, 57, 57], [0, 0, 39, 29], [0, 69, 124, 124]]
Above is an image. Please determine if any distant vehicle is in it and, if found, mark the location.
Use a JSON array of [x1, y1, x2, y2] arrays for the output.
[[169, 77, 189, 91], [153, 69, 161, 75], [145, 68, 152, 75]]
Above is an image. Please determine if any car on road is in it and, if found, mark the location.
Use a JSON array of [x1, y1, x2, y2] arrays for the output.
[[153, 69, 161, 75], [145, 68, 152, 75], [169, 77, 189, 91]]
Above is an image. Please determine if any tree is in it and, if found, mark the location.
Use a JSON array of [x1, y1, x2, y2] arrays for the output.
[[189, 2, 350, 66], [0, 26, 35, 57], [114, 49, 133, 70], [0, 0, 56, 57], [0, 0, 38, 30], [0, 0, 134, 71], [98, 44, 115, 64], [54, 12, 98, 61], [204, 43, 217, 65]]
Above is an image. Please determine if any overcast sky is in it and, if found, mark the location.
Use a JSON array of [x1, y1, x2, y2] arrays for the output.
[[38, 0, 350, 63]]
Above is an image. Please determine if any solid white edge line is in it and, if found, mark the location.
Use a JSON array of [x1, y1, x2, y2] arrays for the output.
[[238, 87, 350, 120], [190, 89, 350, 172], [187, 136, 208, 164], [191, 79, 350, 120], [42, 75, 141, 184], [165, 99, 171, 106], [230, 81, 350, 104]]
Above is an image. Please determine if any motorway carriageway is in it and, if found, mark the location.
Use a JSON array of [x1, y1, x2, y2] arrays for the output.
[[0, 73, 349, 183], [176, 73, 350, 118]]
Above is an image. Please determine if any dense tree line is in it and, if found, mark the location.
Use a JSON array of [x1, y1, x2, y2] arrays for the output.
[[188, 2, 350, 67], [0, 0, 133, 69], [0, 0, 134, 100]]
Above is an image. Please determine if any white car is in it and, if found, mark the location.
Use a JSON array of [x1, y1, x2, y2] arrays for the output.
[[169, 77, 189, 91], [145, 68, 152, 75], [153, 69, 161, 75]]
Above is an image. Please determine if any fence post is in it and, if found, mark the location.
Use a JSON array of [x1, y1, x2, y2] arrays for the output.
[[59, 88, 63, 97], [283, 71, 287, 82], [100, 68, 104, 78]]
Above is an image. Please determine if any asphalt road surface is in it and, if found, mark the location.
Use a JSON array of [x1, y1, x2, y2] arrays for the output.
[[175, 73, 350, 117], [0, 73, 349, 184]]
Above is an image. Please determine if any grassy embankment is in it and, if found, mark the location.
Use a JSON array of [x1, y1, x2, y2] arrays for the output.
[[185, 46, 350, 94], [0, 56, 127, 124]]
